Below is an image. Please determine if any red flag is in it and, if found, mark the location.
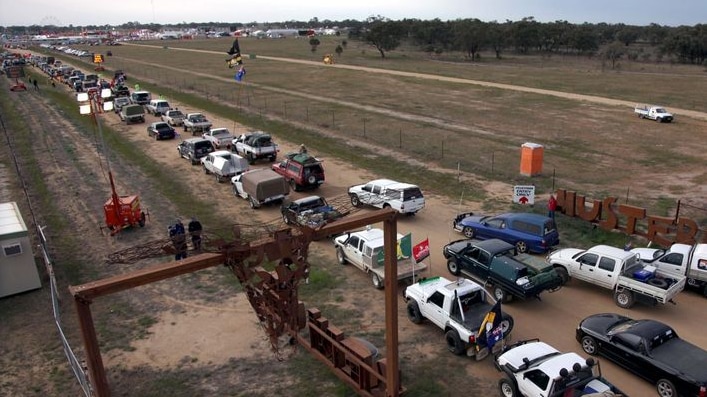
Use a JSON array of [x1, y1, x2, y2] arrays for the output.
[[413, 238, 430, 262]]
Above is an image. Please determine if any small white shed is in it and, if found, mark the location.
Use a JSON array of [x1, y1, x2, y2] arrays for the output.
[[0, 202, 41, 298]]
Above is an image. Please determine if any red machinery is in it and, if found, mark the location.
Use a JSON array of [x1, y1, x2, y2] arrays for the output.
[[103, 172, 146, 234]]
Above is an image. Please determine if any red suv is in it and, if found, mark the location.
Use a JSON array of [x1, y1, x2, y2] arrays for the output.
[[271, 152, 325, 191]]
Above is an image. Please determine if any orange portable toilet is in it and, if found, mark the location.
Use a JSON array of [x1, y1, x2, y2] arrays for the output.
[[520, 142, 544, 176]]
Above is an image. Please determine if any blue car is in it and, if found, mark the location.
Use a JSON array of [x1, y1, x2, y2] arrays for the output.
[[452, 212, 559, 254]]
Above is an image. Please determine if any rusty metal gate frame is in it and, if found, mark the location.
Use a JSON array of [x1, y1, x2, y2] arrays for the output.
[[69, 208, 402, 397]]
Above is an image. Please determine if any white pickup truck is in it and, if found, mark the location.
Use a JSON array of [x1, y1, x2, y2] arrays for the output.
[[404, 276, 513, 360], [334, 227, 427, 289], [634, 105, 674, 123], [495, 340, 626, 397], [232, 132, 279, 164], [202, 127, 235, 150], [548, 245, 686, 308], [633, 243, 707, 297]]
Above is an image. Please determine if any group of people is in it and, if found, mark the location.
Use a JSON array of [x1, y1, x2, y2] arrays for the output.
[[168, 217, 203, 260]]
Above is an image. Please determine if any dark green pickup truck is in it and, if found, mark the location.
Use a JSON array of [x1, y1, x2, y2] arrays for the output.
[[443, 238, 562, 302]]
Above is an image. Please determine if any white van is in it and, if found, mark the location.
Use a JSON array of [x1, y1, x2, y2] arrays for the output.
[[348, 179, 425, 215]]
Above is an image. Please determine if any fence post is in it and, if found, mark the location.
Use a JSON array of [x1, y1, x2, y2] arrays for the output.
[[363, 118, 366, 137], [399, 129, 402, 148], [332, 111, 335, 129]]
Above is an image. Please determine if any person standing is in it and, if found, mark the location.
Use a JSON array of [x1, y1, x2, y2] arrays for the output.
[[169, 218, 187, 260], [188, 216, 203, 252], [547, 194, 557, 219], [33, 78, 39, 91]]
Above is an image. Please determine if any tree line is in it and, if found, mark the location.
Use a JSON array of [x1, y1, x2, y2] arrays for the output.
[[3, 16, 705, 65], [354, 17, 707, 65]]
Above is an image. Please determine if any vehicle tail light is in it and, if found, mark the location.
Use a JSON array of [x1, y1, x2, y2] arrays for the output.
[[541, 239, 547, 247], [699, 386, 706, 397], [468, 335, 476, 344]]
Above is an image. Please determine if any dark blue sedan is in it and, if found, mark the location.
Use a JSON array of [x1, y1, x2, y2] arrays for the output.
[[452, 212, 559, 254]]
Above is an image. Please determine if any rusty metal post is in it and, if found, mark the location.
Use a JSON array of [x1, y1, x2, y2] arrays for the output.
[[74, 297, 110, 397], [383, 216, 400, 397]]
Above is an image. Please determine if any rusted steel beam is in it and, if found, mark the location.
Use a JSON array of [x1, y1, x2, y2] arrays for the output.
[[310, 207, 397, 240], [382, 216, 400, 397], [69, 253, 225, 301], [74, 296, 110, 397]]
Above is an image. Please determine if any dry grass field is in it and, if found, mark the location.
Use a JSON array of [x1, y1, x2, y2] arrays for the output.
[[77, 37, 707, 218]]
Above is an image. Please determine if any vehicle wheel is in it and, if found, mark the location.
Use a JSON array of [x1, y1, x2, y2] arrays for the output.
[[215, 174, 222, 183], [336, 248, 346, 265], [154, 133, 159, 141], [500, 314, 514, 336], [232, 185, 239, 196], [493, 285, 510, 303], [614, 290, 635, 309], [656, 378, 677, 397], [249, 197, 257, 209], [555, 267, 570, 285], [307, 175, 317, 185], [248, 154, 256, 165], [648, 278, 668, 289], [445, 330, 465, 355], [289, 179, 299, 192], [204, 167, 209, 174], [269, 155, 276, 162], [515, 241, 528, 253], [183, 125, 187, 132], [372, 273, 383, 289], [350, 194, 361, 207], [282, 212, 291, 225], [447, 260, 460, 276], [703, 284, 707, 298], [498, 378, 518, 397], [462, 227, 475, 238], [581, 335, 598, 355], [138, 212, 146, 227], [406, 301, 423, 324], [656, 117, 663, 123]]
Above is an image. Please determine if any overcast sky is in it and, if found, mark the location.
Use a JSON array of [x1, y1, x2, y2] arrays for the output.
[[1, 0, 704, 27]]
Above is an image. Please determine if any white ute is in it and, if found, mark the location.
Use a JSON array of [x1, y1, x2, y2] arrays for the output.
[[334, 227, 427, 289], [634, 105, 674, 123], [495, 340, 626, 397], [404, 276, 513, 360], [548, 244, 686, 308]]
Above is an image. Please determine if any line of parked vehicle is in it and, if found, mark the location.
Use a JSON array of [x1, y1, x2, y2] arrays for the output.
[[28, 57, 705, 397]]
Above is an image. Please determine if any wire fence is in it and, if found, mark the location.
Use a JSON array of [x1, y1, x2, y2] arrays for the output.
[[0, 111, 93, 396]]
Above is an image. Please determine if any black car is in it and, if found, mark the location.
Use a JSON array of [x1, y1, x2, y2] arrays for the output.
[[112, 85, 130, 97], [147, 122, 176, 140], [577, 313, 707, 397]]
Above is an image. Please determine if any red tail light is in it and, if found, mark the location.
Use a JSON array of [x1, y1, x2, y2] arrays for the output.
[[699, 386, 706, 397], [468, 335, 476, 344]]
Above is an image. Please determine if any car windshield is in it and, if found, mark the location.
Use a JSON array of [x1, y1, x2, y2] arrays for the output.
[[156, 124, 171, 131], [169, 111, 183, 117]]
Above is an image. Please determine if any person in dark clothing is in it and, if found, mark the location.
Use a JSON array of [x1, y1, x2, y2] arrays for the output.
[[188, 217, 203, 252], [169, 218, 188, 260], [33, 78, 39, 91]]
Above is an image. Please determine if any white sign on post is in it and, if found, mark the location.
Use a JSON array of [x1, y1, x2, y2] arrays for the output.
[[513, 185, 535, 205]]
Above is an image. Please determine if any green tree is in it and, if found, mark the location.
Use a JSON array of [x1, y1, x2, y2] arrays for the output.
[[309, 37, 321, 52], [487, 21, 511, 59], [363, 16, 403, 58], [602, 41, 625, 69], [452, 19, 487, 61]]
